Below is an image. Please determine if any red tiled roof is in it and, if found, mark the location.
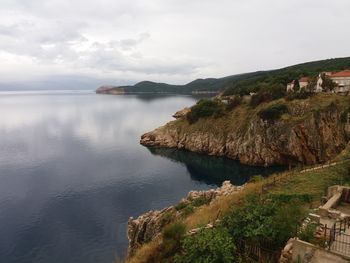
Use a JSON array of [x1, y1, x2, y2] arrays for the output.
[[330, 70, 350, 78], [299, 77, 309, 82]]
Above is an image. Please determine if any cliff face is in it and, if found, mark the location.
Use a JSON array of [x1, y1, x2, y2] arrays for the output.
[[127, 181, 243, 257], [141, 95, 350, 166]]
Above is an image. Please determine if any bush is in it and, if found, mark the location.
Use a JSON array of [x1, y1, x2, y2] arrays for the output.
[[175, 202, 188, 211], [225, 96, 242, 111], [286, 90, 314, 101], [298, 223, 317, 243], [341, 108, 350, 123], [187, 99, 225, 123], [221, 194, 306, 248], [174, 228, 238, 263], [181, 205, 194, 218], [192, 196, 211, 207], [258, 104, 288, 121], [249, 84, 286, 107], [161, 222, 187, 257], [160, 210, 175, 225]]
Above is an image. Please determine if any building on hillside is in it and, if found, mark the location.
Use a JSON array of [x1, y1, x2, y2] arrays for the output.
[[286, 70, 350, 95], [315, 73, 324, 92], [330, 70, 350, 94], [299, 77, 309, 89], [286, 80, 296, 92], [286, 77, 310, 92]]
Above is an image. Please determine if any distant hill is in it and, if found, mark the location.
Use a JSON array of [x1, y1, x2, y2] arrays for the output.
[[222, 57, 350, 95], [111, 57, 350, 94], [120, 72, 262, 94]]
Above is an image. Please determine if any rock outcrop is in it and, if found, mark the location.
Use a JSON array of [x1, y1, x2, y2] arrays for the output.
[[141, 96, 350, 166], [96, 85, 124, 94], [172, 107, 191, 119], [127, 181, 243, 256]]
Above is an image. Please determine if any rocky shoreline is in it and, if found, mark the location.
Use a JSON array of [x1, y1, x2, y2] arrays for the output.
[[127, 181, 244, 257], [141, 98, 350, 166]]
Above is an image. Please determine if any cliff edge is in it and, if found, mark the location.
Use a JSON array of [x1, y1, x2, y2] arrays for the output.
[[141, 94, 350, 166]]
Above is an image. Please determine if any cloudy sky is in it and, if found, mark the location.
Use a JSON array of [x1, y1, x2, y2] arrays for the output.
[[0, 0, 349, 88]]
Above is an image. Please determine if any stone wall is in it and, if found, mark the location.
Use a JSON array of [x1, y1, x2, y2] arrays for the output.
[[292, 239, 350, 263]]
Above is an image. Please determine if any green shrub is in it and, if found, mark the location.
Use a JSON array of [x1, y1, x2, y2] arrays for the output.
[[225, 96, 242, 111], [160, 210, 175, 225], [221, 194, 306, 248], [286, 90, 314, 101], [341, 108, 350, 123], [174, 228, 238, 263], [258, 104, 288, 121], [175, 202, 188, 211], [192, 196, 211, 207], [187, 99, 225, 123], [298, 223, 317, 243], [181, 205, 194, 218], [249, 84, 286, 107], [162, 222, 187, 257]]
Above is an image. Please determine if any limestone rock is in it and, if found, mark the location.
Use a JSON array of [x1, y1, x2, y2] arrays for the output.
[[141, 100, 350, 166], [173, 107, 191, 119], [127, 181, 243, 256]]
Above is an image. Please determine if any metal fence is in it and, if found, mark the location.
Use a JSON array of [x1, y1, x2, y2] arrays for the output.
[[328, 218, 350, 256], [236, 240, 281, 263]]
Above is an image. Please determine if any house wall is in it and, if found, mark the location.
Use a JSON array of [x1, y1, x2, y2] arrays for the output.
[[316, 76, 323, 92], [299, 81, 308, 89], [287, 83, 294, 92], [332, 77, 350, 93]]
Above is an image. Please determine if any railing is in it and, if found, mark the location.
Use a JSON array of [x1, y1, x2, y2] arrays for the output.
[[309, 217, 350, 256], [328, 218, 350, 255], [236, 240, 281, 263]]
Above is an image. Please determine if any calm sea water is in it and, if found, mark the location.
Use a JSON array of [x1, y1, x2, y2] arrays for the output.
[[0, 91, 283, 263]]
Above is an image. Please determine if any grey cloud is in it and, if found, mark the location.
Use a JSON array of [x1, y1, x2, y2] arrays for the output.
[[0, 0, 349, 84]]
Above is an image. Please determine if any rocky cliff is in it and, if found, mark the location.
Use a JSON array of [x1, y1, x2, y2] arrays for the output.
[[127, 181, 243, 256], [141, 94, 350, 166]]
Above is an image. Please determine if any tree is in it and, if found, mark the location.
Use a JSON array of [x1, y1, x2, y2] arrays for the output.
[[306, 77, 317, 92], [321, 74, 338, 92], [294, 79, 300, 92]]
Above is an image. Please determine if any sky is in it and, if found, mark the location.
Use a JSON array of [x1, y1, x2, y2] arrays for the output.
[[0, 0, 349, 88]]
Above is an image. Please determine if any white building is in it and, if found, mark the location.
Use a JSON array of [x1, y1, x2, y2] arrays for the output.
[[330, 70, 350, 94], [315, 73, 324, 92], [286, 80, 296, 92], [299, 77, 309, 89], [286, 70, 350, 94]]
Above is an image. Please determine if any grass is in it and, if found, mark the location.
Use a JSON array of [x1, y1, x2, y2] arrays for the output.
[[165, 93, 350, 142]]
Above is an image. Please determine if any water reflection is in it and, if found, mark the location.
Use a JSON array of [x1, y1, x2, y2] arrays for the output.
[[147, 148, 285, 186], [0, 91, 283, 263]]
